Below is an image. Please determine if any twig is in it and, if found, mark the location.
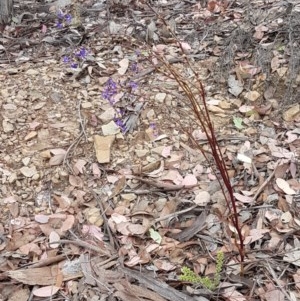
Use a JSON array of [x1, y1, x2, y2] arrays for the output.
[[134, 176, 198, 191], [92, 191, 120, 250], [154, 204, 198, 223], [50, 239, 114, 257], [77, 98, 88, 141], [63, 132, 84, 172], [264, 261, 293, 301], [121, 266, 206, 301], [63, 99, 88, 171], [28, 252, 72, 268], [252, 161, 279, 202]]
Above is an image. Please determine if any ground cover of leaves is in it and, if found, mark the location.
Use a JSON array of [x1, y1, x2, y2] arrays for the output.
[[1, 0, 300, 300]]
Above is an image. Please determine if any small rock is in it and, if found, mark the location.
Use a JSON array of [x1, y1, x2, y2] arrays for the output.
[[34, 102, 46, 110], [22, 157, 31, 166], [20, 166, 37, 178], [98, 107, 115, 123], [32, 173, 40, 180], [3, 104, 17, 110], [155, 93, 166, 102], [8, 173, 17, 183], [81, 102, 92, 109], [94, 135, 115, 163], [2, 120, 14, 133], [26, 69, 39, 75], [102, 121, 120, 135], [146, 109, 155, 119]]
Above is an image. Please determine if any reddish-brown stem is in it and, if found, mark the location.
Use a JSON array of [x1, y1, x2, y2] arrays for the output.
[[150, 17, 245, 271]]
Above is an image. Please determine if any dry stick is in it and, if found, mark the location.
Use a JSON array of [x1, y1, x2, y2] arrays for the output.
[[50, 239, 114, 257], [63, 100, 88, 171], [28, 252, 72, 268], [153, 204, 198, 223], [77, 98, 88, 141], [92, 191, 120, 250], [252, 164, 277, 202], [134, 176, 198, 191], [63, 132, 84, 171], [265, 261, 293, 301]]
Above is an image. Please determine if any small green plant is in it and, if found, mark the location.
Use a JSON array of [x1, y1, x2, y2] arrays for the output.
[[179, 251, 224, 291]]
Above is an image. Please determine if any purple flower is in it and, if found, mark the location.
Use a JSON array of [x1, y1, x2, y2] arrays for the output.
[[150, 122, 156, 129], [114, 117, 126, 132], [131, 62, 139, 73], [75, 47, 87, 59], [102, 78, 117, 104], [63, 56, 70, 63], [129, 81, 138, 90], [65, 14, 72, 23], [56, 22, 63, 29], [71, 62, 78, 69]]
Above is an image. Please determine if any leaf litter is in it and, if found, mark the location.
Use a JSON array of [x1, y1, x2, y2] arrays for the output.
[[0, 0, 300, 300]]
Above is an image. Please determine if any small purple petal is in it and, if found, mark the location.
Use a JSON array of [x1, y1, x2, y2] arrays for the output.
[[129, 81, 138, 90], [65, 14, 72, 23], [63, 56, 70, 63], [71, 62, 78, 69], [131, 62, 138, 73]]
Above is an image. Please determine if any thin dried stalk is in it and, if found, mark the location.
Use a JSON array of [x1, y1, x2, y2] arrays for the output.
[[150, 11, 245, 271]]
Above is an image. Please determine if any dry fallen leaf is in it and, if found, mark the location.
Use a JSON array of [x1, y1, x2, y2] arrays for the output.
[[118, 58, 129, 75], [33, 285, 60, 297], [276, 178, 296, 195], [49, 231, 60, 249]]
